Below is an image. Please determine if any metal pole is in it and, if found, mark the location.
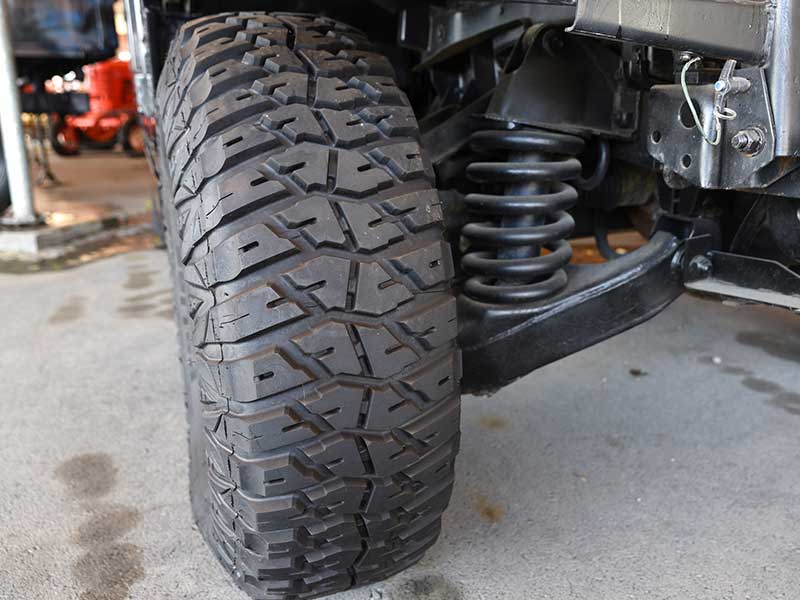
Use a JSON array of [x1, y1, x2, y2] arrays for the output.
[[0, 0, 36, 224], [769, 0, 800, 157]]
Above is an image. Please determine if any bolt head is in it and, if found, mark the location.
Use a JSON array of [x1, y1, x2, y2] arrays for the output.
[[714, 80, 729, 93], [689, 255, 713, 278], [731, 128, 764, 155]]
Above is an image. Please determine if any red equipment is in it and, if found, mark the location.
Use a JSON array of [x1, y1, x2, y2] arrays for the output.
[[50, 58, 144, 157]]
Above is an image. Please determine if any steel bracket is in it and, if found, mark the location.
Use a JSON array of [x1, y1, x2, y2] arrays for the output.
[[485, 30, 641, 139], [647, 67, 778, 190], [684, 250, 800, 310], [399, 1, 576, 69]]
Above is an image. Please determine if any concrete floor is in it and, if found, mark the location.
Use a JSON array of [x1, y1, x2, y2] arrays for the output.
[[2, 249, 800, 600], [34, 151, 153, 222]]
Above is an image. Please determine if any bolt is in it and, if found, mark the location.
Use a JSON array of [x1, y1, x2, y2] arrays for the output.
[[714, 80, 729, 93], [689, 255, 713, 279], [731, 128, 764, 155], [435, 23, 446, 43]]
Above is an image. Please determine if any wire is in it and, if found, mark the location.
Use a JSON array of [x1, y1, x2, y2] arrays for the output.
[[680, 57, 738, 147]]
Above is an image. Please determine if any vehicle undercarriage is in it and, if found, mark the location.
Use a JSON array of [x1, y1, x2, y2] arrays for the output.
[[128, 0, 800, 391], [123, 1, 800, 597]]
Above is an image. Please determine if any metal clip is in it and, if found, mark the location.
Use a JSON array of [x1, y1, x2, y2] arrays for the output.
[[681, 58, 750, 146]]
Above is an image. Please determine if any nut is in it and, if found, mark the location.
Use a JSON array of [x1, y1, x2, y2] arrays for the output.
[[731, 128, 764, 155], [688, 255, 713, 279]]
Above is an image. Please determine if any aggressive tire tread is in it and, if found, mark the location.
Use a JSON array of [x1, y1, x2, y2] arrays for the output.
[[156, 12, 461, 600]]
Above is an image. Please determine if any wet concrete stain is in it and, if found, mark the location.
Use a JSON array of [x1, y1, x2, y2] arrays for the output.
[[49, 296, 86, 324], [123, 268, 157, 291], [741, 377, 784, 395], [769, 392, 800, 416], [155, 308, 174, 320], [74, 504, 141, 546], [0, 233, 158, 274], [478, 415, 509, 431], [118, 304, 156, 315], [394, 574, 464, 600], [473, 494, 505, 524], [124, 289, 171, 304], [604, 434, 626, 449], [700, 355, 800, 417], [72, 543, 144, 600], [118, 278, 173, 319], [736, 330, 800, 364], [56, 453, 118, 499], [722, 365, 750, 376], [55, 453, 144, 600]]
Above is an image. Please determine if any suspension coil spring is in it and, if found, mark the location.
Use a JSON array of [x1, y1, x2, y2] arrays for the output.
[[461, 127, 585, 304]]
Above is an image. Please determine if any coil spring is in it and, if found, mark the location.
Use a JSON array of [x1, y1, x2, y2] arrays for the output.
[[461, 127, 585, 304]]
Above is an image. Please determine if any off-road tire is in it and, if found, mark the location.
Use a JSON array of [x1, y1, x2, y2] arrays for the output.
[[156, 12, 462, 599]]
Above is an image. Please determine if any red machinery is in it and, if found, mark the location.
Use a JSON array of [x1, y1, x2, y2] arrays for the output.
[[49, 58, 144, 157]]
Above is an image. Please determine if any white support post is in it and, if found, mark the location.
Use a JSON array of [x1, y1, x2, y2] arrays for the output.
[[0, 0, 36, 224]]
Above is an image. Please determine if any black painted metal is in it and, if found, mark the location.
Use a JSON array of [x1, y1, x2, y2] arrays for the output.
[[459, 232, 685, 394], [486, 32, 640, 139], [767, 198, 800, 260], [401, 1, 576, 68], [421, 92, 493, 166], [684, 251, 800, 310], [461, 128, 584, 304], [20, 90, 89, 116]]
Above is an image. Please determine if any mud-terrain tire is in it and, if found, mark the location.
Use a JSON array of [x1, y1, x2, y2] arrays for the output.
[[156, 12, 462, 599]]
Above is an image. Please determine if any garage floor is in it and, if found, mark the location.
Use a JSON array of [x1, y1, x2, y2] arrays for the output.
[[2, 248, 800, 600], [34, 152, 153, 222]]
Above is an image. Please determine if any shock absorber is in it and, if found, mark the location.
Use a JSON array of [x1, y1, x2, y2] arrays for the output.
[[461, 126, 585, 304]]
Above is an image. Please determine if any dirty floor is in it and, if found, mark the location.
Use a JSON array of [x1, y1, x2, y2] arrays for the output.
[[34, 151, 153, 224], [2, 249, 800, 600]]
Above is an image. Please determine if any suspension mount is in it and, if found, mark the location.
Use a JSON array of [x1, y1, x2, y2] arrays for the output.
[[459, 231, 686, 394]]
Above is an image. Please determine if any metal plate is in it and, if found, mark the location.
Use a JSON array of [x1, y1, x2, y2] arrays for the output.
[[570, 0, 772, 64], [685, 251, 800, 310], [486, 34, 640, 139], [646, 67, 776, 190], [409, 2, 577, 68]]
